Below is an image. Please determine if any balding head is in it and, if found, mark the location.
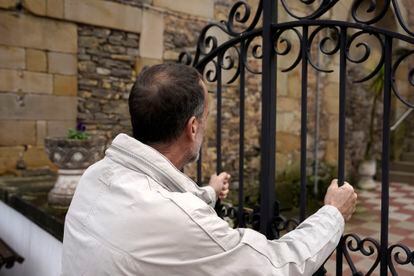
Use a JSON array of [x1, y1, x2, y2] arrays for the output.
[[129, 63, 205, 145]]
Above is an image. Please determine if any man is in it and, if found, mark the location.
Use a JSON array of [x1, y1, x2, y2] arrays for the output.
[[62, 63, 357, 275]]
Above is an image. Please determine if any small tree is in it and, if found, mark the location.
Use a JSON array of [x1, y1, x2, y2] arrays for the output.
[[357, 66, 384, 190], [364, 66, 384, 160]]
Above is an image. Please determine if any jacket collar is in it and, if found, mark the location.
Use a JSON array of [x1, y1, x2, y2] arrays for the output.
[[105, 134, 215, 205]]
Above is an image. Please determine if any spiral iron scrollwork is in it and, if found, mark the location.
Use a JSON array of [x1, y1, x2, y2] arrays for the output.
[[351, 0, 414, 36], [218, 203, 261, 229], [351, 0, 391, 25], [273, 27, 304, 72], [307, 26, 341, 73], [392, 0, 414, 36], [226, 0, 263, 36], [345, 30, 385, 83], [387, 243, 414, 275], [343, 233, 381, 275], [280, 0, 340, 20], [178, 0, 263, 71], [244, 35, 263, 74], [218, 46, 242, 84], [217, 203, 238, 220], [204, 59, 218, 83], [392, 49, 414, 108], [178, 52, 193, 66]]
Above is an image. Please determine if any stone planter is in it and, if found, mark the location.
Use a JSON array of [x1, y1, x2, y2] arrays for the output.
[[44, 137, 106, 207], [357, 159, 377, 190]]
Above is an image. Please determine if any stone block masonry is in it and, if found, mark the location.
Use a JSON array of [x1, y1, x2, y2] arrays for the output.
[[0, 11, 77, 53], [77, 25, 139, 139], [0, 94, 77, 120], [26, 49, 47, 72], [0, 46, 25, 70], [64, 0, 142, 33], [0, 10, 78, 174]]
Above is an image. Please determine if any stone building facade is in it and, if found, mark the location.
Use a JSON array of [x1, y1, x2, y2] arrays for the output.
[[0, 0, 412, 187]]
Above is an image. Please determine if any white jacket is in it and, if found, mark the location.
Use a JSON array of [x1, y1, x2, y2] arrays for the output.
[[62, 133, 344, 276]]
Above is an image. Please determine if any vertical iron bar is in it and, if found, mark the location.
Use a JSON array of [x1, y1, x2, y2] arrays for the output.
[[337, 28, 347, 187], [300, 26, 309, 222], [260, 0, 277, 238], [238, 41, 246, 227], [380, 35, 392, 276], [215, 61, 223, 216], [217, 63, 222, 174], [336, 26, 348, 276], [313, 40, 321, 196]]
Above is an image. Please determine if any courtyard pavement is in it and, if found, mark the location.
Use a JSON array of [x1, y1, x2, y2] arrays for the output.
[[325, 182, 414, 275]]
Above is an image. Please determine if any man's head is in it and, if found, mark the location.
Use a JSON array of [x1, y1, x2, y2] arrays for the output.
[[129, 63, 208, 167]]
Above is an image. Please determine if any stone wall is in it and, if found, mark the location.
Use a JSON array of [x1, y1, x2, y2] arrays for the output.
[[77, 25, 139, 138], [0, 8, 78, 174], [0, 0, 214, 175]]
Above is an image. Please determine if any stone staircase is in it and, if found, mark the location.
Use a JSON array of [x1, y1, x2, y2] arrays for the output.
[[389, 135, 414, 185]]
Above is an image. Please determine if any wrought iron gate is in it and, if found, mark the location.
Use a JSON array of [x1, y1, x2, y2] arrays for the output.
[[179, 0, 414, 274]]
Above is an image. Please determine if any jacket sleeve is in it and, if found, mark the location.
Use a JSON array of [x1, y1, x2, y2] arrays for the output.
[[198, 185, 217, 207], [239, 205, 344, 275], [191, 204, 344, 275]]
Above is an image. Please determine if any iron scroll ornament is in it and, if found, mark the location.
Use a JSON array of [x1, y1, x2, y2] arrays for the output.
[[387, 244, 414, 275], [342, 234, 381, 275], [181, 21, 414, 108]]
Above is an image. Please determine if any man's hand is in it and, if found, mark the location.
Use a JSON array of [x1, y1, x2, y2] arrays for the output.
[[209, 172, 231, 200], [324, 179, 357, 221]]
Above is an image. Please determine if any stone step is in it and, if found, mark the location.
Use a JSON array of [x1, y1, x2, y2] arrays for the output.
[[401, 152, 414, 162], [390, 161, 414, 172], [389, 171, 414, 185], [377, 171, 414, 184], [408, 141, 414, 152]]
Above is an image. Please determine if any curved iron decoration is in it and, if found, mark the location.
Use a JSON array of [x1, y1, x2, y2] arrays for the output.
[[392, 49, 414, 108], [307, 25, 341, 73], [387, 243, 414, 275], [243, 35, 263, 74], [391, 0, 414, 36], [182, 20, 414, 108], [351, 0, 391, 25], [280, 0, 340, 20], [186, 0, 263, 68], [226, 0, 263, 36], [273, 27, 304, 72], [343, 233, 381, 275], [351, 0, 414, 36], [218, 203, 261, 229]]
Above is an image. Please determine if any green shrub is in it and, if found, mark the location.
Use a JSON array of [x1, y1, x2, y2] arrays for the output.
[[275, 162, 337, 213], [226, 162, 337, 215]]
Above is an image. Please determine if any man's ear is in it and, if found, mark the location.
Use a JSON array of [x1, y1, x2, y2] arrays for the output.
[[185, 116, 198, 141]]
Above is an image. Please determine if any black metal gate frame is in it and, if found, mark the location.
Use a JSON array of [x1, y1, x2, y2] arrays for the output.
[[179, 0, 414, 275]]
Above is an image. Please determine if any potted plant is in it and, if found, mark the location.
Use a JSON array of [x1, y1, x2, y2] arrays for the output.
[[44, 123, 106, 207], [357, 66, 384, 190]]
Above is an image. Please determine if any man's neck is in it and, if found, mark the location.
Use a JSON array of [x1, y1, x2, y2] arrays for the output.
[[149, 142, 188, 170]]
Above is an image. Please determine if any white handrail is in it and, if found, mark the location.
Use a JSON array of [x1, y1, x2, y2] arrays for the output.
[[390, 108, 414, 131]]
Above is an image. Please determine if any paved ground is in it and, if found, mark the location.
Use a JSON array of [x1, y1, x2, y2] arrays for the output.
[[325, 182, 414, 275]]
